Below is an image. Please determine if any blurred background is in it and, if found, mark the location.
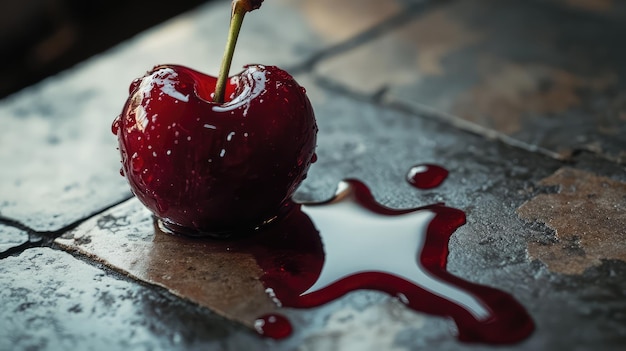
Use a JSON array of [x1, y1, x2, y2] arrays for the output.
[[0, 0, 214, 98]]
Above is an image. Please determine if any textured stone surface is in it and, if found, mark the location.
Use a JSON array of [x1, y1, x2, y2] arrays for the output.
[[0, 224, 29, 254], [517, 167, 626, 275], [280, 0, 403, 44], [315, 0, 626, 163], [0, 84, 132, 231], [56, 198, 278, 326], [3, 0, 626, 350], [53, 75, 626, 349], [0, 247, 265, 351]]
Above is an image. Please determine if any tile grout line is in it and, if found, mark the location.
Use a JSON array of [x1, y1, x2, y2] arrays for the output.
[[50, 236, 254, 334], [50, 234, 260, 335], [0, 194, 135, 259], [286, 0, 453, 75], [294, 0, 626, 167], [305, 47, 620, 166], [310, 70, 590, 168], [1, 0, 450, 260], [383, 96, 626, 166], [282, 0, 577, 164], [381, 97, 568, 160], [0, 242, 41, 260], [284, 0, 625, 167]]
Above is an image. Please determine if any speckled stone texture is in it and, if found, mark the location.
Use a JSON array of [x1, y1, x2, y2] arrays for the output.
[[55, 75, 626, 349], [56, 198, 278, 325], [0, 247, 263, 351], [518, 167, 626, 275], [2, 0, 626, 350]]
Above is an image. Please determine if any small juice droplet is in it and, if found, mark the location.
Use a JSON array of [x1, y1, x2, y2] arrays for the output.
[[131, 154, 144, 173], [129, 78, 142, 94], [111, 116, 121, 135], [254, 314, 292, 339], [407, 164, 449, 189], [232, 179, 533, 344]]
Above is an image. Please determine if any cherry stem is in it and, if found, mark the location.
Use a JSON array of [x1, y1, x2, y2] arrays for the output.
[[214, 3, 248, 103]]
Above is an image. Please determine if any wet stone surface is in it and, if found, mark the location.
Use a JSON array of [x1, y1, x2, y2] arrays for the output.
[[3, 0, 626, 350], [315, 0, 626, 163], [54, 76, 626, 350], [0, 247, 269, 351], [276, 0, 407, 46], [56, 198, 278, 326]]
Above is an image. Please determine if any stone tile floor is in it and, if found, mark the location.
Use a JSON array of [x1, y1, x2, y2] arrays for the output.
[[1, 0, 625, 350]]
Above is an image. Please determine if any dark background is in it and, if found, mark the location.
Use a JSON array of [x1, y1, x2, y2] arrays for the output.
[[0, 0, 212, 98]]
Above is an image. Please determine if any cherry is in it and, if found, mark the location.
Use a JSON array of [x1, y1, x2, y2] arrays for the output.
[[112, 0, 317, 236]]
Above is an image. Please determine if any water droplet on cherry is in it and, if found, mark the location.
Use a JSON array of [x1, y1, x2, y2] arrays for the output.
[[131, 153, 144, 173], [112, 116, 121, 135], [129, 78, 141, 94], [141, 171, 153, 185]]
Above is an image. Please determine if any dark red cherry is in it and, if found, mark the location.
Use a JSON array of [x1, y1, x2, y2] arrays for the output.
[[113, 64, 317, 236]]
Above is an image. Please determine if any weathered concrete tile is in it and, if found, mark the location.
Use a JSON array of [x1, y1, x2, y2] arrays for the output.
[[6, 0, 625, 349], [0, 247, 261, 351], [282, 0, 406, 44], [315, 0, 626, 163], [316, 2, 481, 96], [0, 224, 29, 254], [55, 77, 626, 349], [56, 198, 278, 326], [54, 198, 444, 351], [517, 167, 626, 275], [0, 88, 133, 231], [0, 0, 409, 232], [295, 298, 427, 350]]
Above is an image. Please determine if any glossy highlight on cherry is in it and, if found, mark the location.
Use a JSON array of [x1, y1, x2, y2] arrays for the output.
[[113, 64, 317, 237], [223, 177, 533, 343]]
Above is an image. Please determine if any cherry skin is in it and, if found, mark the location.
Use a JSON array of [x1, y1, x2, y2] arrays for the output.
[[112, 64, 317, 237]]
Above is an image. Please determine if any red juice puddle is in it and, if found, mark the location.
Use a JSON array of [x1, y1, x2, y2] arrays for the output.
[[254, 313, 292, 339], [407, 164, 449, 189], [234, 179, 534, 343]]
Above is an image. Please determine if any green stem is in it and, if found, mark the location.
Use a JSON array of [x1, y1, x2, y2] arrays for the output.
[[213, 7, 246, 103]]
